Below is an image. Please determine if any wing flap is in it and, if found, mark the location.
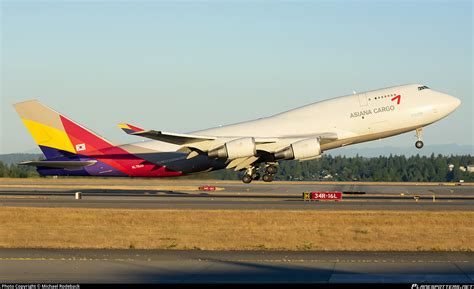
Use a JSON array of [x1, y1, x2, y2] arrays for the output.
[[234, 156, 259, 171], [225, 156, 259, 171]]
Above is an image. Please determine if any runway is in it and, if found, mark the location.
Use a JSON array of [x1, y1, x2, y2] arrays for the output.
[[1, 249, 472, 283], [1, 179, 473, 210], [1, 180, 473, 283]]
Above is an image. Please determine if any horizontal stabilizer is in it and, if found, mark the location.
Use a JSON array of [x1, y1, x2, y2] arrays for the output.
[[20, 160, 97, 169]]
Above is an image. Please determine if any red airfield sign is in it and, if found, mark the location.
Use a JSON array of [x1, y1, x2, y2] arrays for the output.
[[303, 191, 343, 201]]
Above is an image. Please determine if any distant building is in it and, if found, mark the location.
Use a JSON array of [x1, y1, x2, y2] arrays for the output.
[[460, 166, 467, 172], [448, 164, 454, 171], [468, 165, 474, 173]]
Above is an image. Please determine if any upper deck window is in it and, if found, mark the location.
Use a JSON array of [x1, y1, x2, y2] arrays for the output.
[[418, 85, 430, 91]]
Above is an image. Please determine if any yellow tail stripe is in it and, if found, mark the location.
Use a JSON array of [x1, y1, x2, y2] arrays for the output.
[[21, 118, 76, 153]]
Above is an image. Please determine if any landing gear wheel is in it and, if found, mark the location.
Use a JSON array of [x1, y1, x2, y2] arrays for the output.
[[262, 174, 273, 182], [415, 140, 424, 149], [242, 174, 253, 184], [252, 173, 261, 181], [266, 165, 278, 174], [415, 128, 424, 149]]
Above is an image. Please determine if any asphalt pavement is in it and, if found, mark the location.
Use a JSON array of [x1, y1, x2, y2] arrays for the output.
[[1, 249, 472, 283]]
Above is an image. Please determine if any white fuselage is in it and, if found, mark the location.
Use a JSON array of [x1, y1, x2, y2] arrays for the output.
[[194, 83, 460, 150], [137, 84, 461, 153]]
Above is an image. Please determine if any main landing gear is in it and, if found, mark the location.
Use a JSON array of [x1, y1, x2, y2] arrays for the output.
[[241, 163, 278, 184], [415, 128, 424, 149], [242, 173, 253, 184]]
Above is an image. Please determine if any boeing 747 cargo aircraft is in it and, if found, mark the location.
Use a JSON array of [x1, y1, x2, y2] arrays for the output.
[[14, 84, 461, 183]]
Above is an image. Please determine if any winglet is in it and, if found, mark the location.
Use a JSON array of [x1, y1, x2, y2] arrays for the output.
[[118, 123, 145, 134]]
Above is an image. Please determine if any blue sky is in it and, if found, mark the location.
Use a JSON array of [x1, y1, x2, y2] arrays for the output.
[[1, 0, 472, 154]]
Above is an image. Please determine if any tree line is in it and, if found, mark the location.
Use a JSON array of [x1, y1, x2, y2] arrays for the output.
[[0, 161, 38, 178], [210, 154, 474, 182], [0, 154, 472, 182]]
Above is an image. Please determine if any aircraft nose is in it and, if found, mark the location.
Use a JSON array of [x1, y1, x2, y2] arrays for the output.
[[446, 94, 461, 111], [433, 91, 461, 116], [437, 93, 461, 116], [453, 96, 461, 109]]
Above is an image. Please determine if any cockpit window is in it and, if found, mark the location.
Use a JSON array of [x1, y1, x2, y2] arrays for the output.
[[418, 85, 430, 91]]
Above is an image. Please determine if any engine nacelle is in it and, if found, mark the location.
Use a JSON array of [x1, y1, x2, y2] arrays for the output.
[[274, 138, 321, 160], [208, 137, 256, 159]]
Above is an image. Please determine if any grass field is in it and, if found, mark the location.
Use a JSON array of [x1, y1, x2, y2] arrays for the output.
[[1, 207, 472, 251]]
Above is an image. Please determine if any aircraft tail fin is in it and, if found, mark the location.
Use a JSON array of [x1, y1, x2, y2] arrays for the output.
[[13, 100, 114, 160]]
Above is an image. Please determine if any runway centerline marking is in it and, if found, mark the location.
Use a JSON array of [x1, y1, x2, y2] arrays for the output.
[[0, 257, 470, 264]]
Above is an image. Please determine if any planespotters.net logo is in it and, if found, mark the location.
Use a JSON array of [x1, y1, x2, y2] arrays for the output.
[[411, 285, 474, 289]]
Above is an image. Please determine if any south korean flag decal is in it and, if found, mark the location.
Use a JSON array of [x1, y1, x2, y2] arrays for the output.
[[75, 143, 86, 152]]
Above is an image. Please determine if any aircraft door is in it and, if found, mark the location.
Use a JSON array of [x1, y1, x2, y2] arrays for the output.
[[358, 93, 368, 106]]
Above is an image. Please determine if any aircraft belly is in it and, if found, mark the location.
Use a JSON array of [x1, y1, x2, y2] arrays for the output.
[[368, 121, 390, 134], [135, 152, 226, 174], [162, 155, 227, 174], [321, 124, 422, 151]]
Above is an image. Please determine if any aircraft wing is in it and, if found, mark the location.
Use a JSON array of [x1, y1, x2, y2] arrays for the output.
[[118, 123, 216, 145], [119, 123, 280, 146], [118, 123, 340, 164], [119, 123, 339, 146]]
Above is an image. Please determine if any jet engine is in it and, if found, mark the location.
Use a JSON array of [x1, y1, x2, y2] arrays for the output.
[[274, 138, 321, 160], [208, 137, 256, 159]]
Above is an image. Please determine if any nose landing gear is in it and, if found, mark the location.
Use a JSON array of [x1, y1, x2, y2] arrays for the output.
[[415, 128, 424, 149]]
